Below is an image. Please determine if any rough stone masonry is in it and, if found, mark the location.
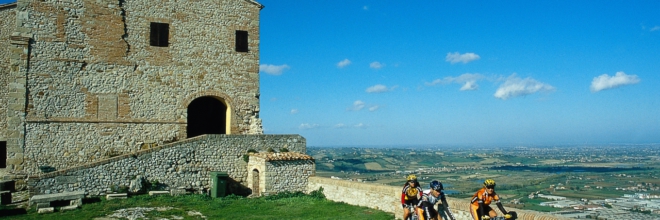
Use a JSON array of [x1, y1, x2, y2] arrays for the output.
[[1, 0, 268, 176]]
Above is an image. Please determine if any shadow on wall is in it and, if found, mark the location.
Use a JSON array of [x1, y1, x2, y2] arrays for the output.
[[227, 178, 252, 196]]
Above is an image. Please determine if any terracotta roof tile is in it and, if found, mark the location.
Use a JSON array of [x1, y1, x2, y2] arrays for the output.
[[250, 152, 314, 161]]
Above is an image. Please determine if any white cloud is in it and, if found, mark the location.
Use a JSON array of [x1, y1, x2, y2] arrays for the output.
[[334, 123, 367, 129], [335, 123, 347, 128], [366, 84, 397, 93], [651, 26, 660, 32], [460, 81, 479, 91], [368, 105, 380, 112], [298, 123, 319, 130], [590, 71, 640, 92], [337, 59, 351, 68], [259, 64, 290, 75], [426, 73, 484, 91], [347, 100, 365, 111], [290, 109, 299, 114], [445, 52, 480, 64], [494, 74, 555, 100], [370, 61, 383, 69]]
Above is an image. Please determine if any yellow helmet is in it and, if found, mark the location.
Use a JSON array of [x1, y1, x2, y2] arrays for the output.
[[406, 174, 417, 181], [484, 179, 496, 188]]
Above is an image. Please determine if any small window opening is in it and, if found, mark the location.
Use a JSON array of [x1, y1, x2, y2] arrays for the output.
[[150, 22, 169, 47], [1, 141, 6, 168], [236, 30, 248, 52]]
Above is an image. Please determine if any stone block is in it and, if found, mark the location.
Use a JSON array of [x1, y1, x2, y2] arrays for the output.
[[106, 193, 127, 200], [170, 188, 188, 196], [38, 207, 55, 214], [30, 191, 85, 205], [60, 205, 78, 211], [148, 191, 169, 196]]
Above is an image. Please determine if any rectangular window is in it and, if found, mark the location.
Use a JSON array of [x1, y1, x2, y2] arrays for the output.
[[1, 141, 6, 168], [236, 30, 248, 52], [150, 22, 169, 47]]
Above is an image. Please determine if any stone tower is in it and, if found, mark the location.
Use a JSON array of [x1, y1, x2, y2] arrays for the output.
[[0, 0, 265, 177]]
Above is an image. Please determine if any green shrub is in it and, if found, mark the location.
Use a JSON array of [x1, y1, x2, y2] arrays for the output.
[[280, 148, 289, 152], [267, 148, 275, 153], [309, 187, 325, 199]]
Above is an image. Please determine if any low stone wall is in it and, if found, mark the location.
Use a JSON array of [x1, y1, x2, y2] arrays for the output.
[[27, 134, 305, 196], [307, 177, 570, 220]]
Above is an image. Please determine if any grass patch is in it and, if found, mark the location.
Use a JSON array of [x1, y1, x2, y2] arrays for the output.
[[2, 191, 393, 220]]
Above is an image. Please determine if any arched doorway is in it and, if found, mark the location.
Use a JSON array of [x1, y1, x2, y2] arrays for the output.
[[252, 169, 260, 196], [187, 96, 228, 138]]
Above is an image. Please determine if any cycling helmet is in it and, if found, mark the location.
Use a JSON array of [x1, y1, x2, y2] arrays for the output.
[[484, 179, 496, 188], [406, 174, 417, 181], [430, 180, 444, 191]]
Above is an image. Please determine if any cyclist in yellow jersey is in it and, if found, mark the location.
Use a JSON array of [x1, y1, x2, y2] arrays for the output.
[[401, 174, 422, 220]]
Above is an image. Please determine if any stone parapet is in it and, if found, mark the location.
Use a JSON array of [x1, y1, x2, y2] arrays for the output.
[[307, 177, 571, 220]]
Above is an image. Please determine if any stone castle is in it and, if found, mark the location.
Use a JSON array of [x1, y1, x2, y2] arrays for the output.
[[1, 0, 314, 196], [1, 1, 570, 219]]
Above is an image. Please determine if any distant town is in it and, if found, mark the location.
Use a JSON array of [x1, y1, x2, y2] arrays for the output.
[[309, 144, 660, 219]]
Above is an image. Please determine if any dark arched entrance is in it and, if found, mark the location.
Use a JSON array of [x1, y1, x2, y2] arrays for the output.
[[187, 96, 227, 138]]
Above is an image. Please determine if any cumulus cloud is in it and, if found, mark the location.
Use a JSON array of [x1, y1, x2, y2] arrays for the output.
[[370, 61, 384, 69], [368, 105, 380, 112], [445, 52, 480, 64], [590, 71, 640, 92], [298, 123, 319, 130], [426, 73, 484, 91], [337, 59, 351, 68], [354, 123, 366, 128], [335, 123, 347, 128], [366, 84, 397, 93], [290, 109, 299, 114], [651, 26, 660, 32], [347, 100, 365, 111], [259, 64, 290, 75], [494, 74, 555, 100]]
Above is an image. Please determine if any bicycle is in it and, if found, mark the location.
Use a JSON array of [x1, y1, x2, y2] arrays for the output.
[[483, 211, 517, 220], [405, 205, 419, 220]]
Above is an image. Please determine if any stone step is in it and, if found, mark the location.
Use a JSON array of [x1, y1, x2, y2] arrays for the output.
[[148, 191, 169, 196], [106, 193, 127, 200]]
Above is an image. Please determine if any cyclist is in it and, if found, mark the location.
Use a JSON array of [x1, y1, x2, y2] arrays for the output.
[[417, 180, 456, 220], [470, 179, 512, 220], [401, 174, 422, 220]]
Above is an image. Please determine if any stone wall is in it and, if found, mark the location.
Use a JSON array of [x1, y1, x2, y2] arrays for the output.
[[28, 134, 305, 196], [4, 0, 265, 174], [0, 3, 16, 142], [307, 177, 571, 220], [247, 152, 315, 196]]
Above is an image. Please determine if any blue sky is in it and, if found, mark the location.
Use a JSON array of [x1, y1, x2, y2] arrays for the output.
[[3, 0, 658, 147], [257, 1, 660, 147]]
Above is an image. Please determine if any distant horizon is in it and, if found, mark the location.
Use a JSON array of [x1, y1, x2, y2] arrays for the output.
[[308, 142, 660, 149]]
